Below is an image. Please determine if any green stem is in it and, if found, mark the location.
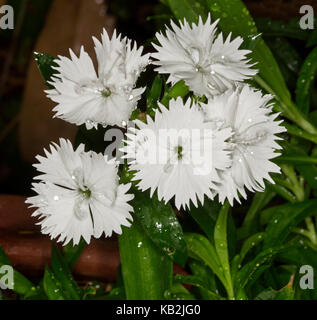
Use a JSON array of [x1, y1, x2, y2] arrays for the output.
[[254, 75, 317, 136], [280, 164, 305, 202], [305, 217, 317, 245]]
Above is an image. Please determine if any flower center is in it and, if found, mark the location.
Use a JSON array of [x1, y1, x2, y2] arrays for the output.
[[101, 87, 111, 98], [175, 145, 183, 160], [78, 187, 91, 199]]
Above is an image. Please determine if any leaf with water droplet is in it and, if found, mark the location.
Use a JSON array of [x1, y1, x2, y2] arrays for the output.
[[296, 47, 317, 114], [131, 188, 187, 266], [119, 220, 173, 299], [43, 266, 65, 300], [34, 52, 58, 89], [50, 245, 82, 300], [263, 199, 317, 250]]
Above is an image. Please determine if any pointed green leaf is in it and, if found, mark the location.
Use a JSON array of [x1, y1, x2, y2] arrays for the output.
[[234, 243, 293, 290], [119, 220, 173, 300], [296, 47, 317, 114], [214, 202, 234, 299], [161, 80, 189, 106], [166, 0, 208, 24], [34, 52, 57, 88], [132, 188, 187, 266], [263, 199, 317, 249], [239, 233, 265, 265], [43, 266, 65, 300], [255, 18, 309, 41], [51, 245, 81, 300], [164, 283, 196, 300], [184, 232, 227, 290], [174, 274, 223, 300]]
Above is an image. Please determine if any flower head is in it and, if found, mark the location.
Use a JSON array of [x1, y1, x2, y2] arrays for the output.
[[26, 138, 134, 245], [202, 85, 286, 205], [152, 15, 257, 97], [121, 97, 232, 209], [46, 29, 150, 129]]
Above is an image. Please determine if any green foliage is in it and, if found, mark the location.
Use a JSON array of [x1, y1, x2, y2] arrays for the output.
[[119, 221, 173, 299], [131, 188, 188, 266], [34, 52, 57, 88], [296, 47, 317, 114]]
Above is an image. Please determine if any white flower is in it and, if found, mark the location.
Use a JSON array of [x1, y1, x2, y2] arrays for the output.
[[151, 15, 257, 97], [121, 97, 233, 209], [26, 138, 134, 245], [46, 29, 150, 129], [202, 85, 286, 205]]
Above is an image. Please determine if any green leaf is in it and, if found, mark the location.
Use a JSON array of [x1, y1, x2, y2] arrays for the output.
[[166, 0, 208, 24], [0, 246, 33, 296], [255, 286, 294, 300], [265, 181, 297, 203], [189, 199, 236, 258], [164, 283, 196, 300], [296, 47, 317, 114], [240, 190, 275, 238], [63, 239, 86, 269], [188, 260, 220, 299], [51, 245, 81, 300], [132, 188, 187, 266], [283, 123, 317, 144], [234, 244, 292, 290], [160, 80, 189, 106], [34, 52, 57, 88], [264, 37, 301, 90], [43, 266, 65, 300], [174, 274, 223, 300], [263, 199, 317, 249], [214, 202, 233, 299], [189, 198, 221, 241], [184, 233, 227, 292], [119, 220, 173, 300], [238, 232, 264, 265], [147, 76, 163, 104], [146, 76, 163, 116], [280, 139, 317, 191], [264, 37, 301, 75], [255, 18, 309, 41], [297, 164, 317, 191], [274, 154, 317, 165]]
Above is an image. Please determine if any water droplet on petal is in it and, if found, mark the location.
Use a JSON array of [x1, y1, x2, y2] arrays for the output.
[[74, 199, 89, 220]]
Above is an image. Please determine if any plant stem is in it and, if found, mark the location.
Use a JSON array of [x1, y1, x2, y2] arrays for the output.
[[254, 75, 317, 137], [280, 164, 305, 202]]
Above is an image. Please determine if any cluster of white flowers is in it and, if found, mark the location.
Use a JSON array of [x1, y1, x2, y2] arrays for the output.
[[27, 15, 286, 244]]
